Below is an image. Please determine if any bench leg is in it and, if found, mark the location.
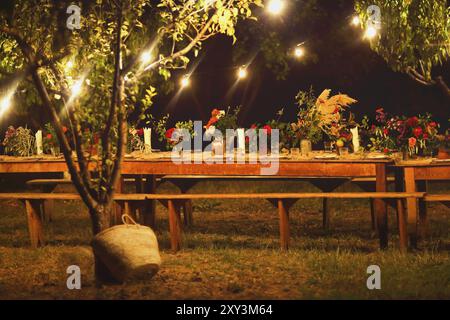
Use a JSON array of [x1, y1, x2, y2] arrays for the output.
[[417, 180, 428, 239], [404, 168, 418, 249], [143, 175, 156, 228], [25, 200, 44, 248], [375, 163, 389, 249], [278, 199, 290, 251], [183, 200, 194, 227], [369, 199, 377, 231], [168, 200, 182, 252], [322, 198, 330, 230], [397, 199, 408, 252]]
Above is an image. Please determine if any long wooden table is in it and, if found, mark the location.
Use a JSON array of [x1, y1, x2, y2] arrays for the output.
[[394, 162, 450, 249], [0, 157, 393, 248]]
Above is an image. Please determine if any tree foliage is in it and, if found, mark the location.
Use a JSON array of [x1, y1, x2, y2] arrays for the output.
[[0, 0, 261, 234], [355, 0, 450, 97]]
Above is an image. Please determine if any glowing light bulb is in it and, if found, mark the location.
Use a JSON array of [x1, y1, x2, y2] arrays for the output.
[[294, 47, 305, 58], [180, 75, 190, 88], [351, 16, 360, 26], [65, 60, 74, 71], [0, 94, 12, 117], [364, 26, 377, 39], [71, 79, 83, 98], [140, 51, 152, 64], [237, 67, 248, 79], [267, 0, 284, 15]]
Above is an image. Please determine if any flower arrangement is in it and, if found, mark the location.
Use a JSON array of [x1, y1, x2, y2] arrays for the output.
[[127, 125, 145, 153], [291, 88, 357, 144], [361, 108, 440, 156], [2, 126, 35, 157], [205, 107, 240, 136], [43, 123, 68, 155], [164, 120, 196, 150]]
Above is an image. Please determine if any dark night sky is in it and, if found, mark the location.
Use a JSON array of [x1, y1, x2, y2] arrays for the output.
[[158, 1, 449, 129]]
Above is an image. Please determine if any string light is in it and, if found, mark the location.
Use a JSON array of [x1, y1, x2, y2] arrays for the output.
[[140, 51, 152, 64], [0, 92, 13, 117], [237, 66, 248, 79], [294, 46, 305, 58], [71, 79, 83, 98], [351, 16, 360, 26], [65, 59, 74, 73], [267, 0, 284, 15], [180, 75, 191, 88], [364, 26, 377, 39]]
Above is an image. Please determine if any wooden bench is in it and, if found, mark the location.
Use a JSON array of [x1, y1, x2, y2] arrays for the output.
[[424, 194, 450, 207], [0, 192, 424, 251], [26, 179, 72, 222]]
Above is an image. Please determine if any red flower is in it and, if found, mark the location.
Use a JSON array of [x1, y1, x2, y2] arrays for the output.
[[383, 128, 389, 136], [165, 128, 175, 140], [429, 122, 437, 128], [376, 107, 384, 113], [383, 148, 389, 154], [137, 128, 144, 136], [413, 127, 423, 138], [250, 124, 257, 129], [211, 109, 220, 117], [46, 133, 52, 140], [205, 117, 218, 129], [408, 137, 417, 148], [62, 126, 68, 133], [262, 125, 272, 135], [423, 133, 429, 140], [407, 117, 419, 127]]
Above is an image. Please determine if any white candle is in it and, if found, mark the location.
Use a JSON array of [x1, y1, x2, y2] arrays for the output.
[[144, 128, 152, 154], [237, 128, 245, 153], [350, 127, 360, 153], [35, 130, 43, 155]]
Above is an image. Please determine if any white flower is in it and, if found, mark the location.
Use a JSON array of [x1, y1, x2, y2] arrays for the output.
[[205, 125, 216, 138]]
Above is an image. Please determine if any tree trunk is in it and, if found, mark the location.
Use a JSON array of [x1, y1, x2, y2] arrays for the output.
[[435, 76, 450, 100], [89, 202, 119, 285]]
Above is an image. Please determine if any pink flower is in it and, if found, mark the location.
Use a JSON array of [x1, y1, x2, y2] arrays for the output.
[[408, 137, 417, 148]]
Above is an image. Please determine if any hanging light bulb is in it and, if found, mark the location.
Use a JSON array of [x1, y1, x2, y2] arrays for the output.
[[364, 25, 377, 39], [237, 66, 248, 79], [267, 0, 284, 15], [140, 51, 152, 64], [0, 93, 13, 117], [351, 16, 360, 26], [180, 75, 191, 88], [71, 79, 83, 98], [294, 46, 305, 58]]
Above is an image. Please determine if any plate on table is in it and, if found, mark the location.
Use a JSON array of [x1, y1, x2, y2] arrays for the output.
[[433, 158, 450, 163], [314, 154, 338, 160], [366, 154, 390, 160]]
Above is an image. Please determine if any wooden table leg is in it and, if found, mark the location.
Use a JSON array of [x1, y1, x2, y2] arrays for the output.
[[397, 199, 407, 252], [278, 199, 290, 251], [168, 200, 182, 252], [374, 163, 388, 249], [417, 180, 428, 239], [25, 200, 44, 248], [404, 167, 418, 249], [143, 175, 156, 228]]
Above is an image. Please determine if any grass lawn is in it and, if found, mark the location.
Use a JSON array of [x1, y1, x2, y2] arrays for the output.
[[0, 179, 449, 299]]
